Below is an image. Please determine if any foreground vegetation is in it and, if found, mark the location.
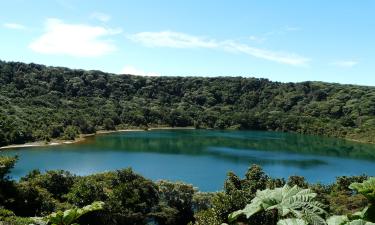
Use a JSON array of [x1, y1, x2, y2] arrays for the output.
[[1, 60, 375, 147], [0, 155, 374, 225]]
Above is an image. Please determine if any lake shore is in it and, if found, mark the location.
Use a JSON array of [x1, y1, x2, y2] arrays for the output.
[[0, 127, 195, 150], [1, 126, 372, 150]]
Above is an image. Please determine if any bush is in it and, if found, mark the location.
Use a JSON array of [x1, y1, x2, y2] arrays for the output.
[[11, 182, 56, 216], [0, 156, 18, 180], [156, 180, 195, 225], [62, 126, 78, 140], [21, 170, 76, 200], [66, 176, 108, 207]]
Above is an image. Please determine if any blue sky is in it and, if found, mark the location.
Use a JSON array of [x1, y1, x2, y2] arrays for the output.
[[1, 0, 374, 85]]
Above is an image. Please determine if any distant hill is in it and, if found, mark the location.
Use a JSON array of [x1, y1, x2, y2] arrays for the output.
[[1, 60, 375, 146]]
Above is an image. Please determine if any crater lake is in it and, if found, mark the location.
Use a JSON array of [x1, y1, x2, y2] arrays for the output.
[[1, 129, 375, 191]]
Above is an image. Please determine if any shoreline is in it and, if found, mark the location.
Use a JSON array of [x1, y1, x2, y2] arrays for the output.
[[0, 127, 195, 150], [0, 126, 373, 150]]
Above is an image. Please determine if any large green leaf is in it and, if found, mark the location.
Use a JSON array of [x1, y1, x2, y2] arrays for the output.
[[45, 201, 104, 225], [326, 215, 349, 225], [277, 218, 308, 225], [349, 177, 375, 202], [346, 219, 375, 225], [228, 185, 326, 225]]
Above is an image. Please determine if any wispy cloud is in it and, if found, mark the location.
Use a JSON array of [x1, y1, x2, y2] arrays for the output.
[[90, 12, 111, 22], [264, 25, 301, 36], [128, 31, 218, 49], [128, 31, 309, 66], [285, 26, 300, 31], [249, 35, 266, 43], [331, 60, 358, 68], [3, 23, 26, 30], [223, 41, 309, 66], [29, 18, 121, 57], [120, 65, 160, 76]]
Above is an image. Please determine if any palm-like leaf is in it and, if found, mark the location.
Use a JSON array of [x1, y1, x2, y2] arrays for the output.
[[228, 185, 326, 225]]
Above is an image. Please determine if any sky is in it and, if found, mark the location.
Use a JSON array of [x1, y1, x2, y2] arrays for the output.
[[0, 0, 374, 85]]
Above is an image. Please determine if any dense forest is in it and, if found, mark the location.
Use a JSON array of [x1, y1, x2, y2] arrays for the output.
[[1, 60, 375, 147], [1, 61, 375, 225], [0, 155, 374, 225]]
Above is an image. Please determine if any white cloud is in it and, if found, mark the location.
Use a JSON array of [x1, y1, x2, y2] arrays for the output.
[[285, 26, 300, 31], [29, 18, 120, 57], [128, 31, 219, 49], [3, 23, 26, 30], [249, 35, 266, 43], [91, 12, 111, 22], [222, 41, 310, 66], [120, 65, 160, 76], [128, 31, 309, 66], [331, 60, 358, 68]]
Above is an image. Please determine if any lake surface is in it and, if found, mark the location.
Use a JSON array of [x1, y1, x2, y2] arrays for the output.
[[1, 129, 375, 191]]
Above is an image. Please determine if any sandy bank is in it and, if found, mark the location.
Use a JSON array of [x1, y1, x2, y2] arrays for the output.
[[0, 127, 195, 150]]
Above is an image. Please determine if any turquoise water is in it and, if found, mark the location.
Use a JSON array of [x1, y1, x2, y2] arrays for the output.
[[1, 130, 375, 191]]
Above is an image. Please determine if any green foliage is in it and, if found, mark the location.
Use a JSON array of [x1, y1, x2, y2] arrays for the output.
[[326, 215, 349, 225], [103, 118, 115, 130], [287, 176, 309, 188], [346, 220, 375, 225], [11, 182, 56, 216], [277, 218, 308, 225], [155, 180, 195, 225], [1, 61, 375, 146], [349, 178, 375, 222], [335, 176, 368, 192], [192, 192, 214, 212], [21, 170, 76, 200], [350, 178, 375, 202], [0, 156, 17, 180], [0, 156, 373, 225], [229, 185, 327, 225], [0, 156, 18, 210], [66, 176, 109, 207], [192, 209, 222, 225], [62, 126, 78, 140], [45, 201, 104, 225], [326, 216, 375, 225], [0, 208, 44, 225], [104, 168, 159, 224], [192, 165, 273, 225]]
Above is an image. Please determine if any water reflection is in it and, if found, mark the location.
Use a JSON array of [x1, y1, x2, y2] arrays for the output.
[[83, 130, 375, 161], [1, 129, 375, 191]]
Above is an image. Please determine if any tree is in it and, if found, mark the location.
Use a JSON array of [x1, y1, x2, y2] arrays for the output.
[[12, 182, 56, 216], [156, 180, 195, 225], [22, 170, 76, 200], [63, 126, 78, 140], [0, 156, 17, 181], [103, 118, 115, 130], [105, 168, 159, 224], [66, 176, 108, 207]]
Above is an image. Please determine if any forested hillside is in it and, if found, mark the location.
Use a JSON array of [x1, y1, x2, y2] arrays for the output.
[[1, 60, 375, 146]]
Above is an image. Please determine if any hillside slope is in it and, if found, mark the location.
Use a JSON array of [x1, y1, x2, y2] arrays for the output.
[[1, 60, 375, 146]]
